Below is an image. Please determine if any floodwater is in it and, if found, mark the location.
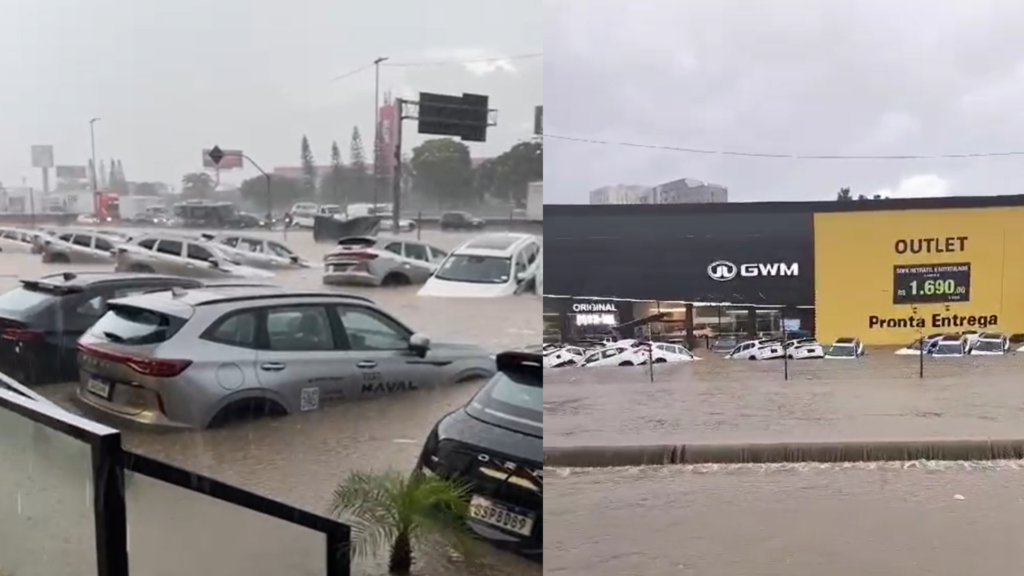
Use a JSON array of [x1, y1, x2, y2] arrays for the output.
[[545, 351, 1024, 576], [546, 461, 1024, 576], [545, 351, 1024, 446], [0, 227, 541, 576]]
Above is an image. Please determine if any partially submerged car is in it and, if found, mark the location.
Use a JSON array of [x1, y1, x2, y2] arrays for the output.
[[579, 344, 649, 367], [650, 342, 700, 363], [0, 227, 45, 254], [825, 337, 865, 359], [786, 341, 825, 359], [323, 236, 447, 287], [894, 337, 940, 355], [114, 234, 274, 280], [931, 334, 969, 357], [202, 233, 311, 270], [724, 339, 784, 360], [41, 230, 126, 264], [418, 234, 542, 298], [543, 345, 587, 368], [968, 332, 1009, 355]]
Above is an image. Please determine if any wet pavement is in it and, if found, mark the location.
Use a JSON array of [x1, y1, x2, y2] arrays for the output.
[[0, 227, 541, 576], [545, 351, 1024, 446], [547, 461, 1024, 576]]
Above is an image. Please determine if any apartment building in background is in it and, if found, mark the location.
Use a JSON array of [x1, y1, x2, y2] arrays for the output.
[[589, 178, 729, 205]]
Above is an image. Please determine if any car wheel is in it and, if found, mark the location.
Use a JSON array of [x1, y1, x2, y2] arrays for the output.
[[128, 264, 155, 273], [618, 361, 634, 367], [748, 356, 758, 360], [208, 397, 287, 429], [47, 253, 70, 264], [653, 358, 667, 363], [381, 272, 411, 287]]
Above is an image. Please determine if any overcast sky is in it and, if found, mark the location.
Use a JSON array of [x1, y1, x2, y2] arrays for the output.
[[0, 0, 541, 189], [545, 0, 1024, 203]]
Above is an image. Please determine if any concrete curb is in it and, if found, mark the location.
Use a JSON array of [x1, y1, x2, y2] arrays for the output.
[[544, 439, 1024, 468]]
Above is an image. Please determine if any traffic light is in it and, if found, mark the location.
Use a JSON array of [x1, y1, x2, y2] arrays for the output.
[[417, 92, 491, 142]]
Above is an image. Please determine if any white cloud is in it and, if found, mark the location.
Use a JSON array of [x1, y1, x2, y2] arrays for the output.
[[876, 174, 952, 199]]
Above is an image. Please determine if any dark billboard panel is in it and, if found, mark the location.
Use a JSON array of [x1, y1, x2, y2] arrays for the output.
[[545, 205, 815, 306]]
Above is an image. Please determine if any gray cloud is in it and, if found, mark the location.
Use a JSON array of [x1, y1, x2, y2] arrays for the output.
[[0, 0, 541, 187], [545, 0, 1024, 203]]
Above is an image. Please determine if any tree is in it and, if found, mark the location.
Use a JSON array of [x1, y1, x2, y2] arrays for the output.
[[300, 135, 318, 198], [319, 140, 345, 205], [836, 187, 853, 201], [490, 141, 543, 205], [133, 182, 160, 196], [181, 172, 215, 199], [239, 175, 304, 212], [410, 138, 474, 207], [349, 127, 370, 203], [472, 158, 499, 201], [330, 470, 479, 575]]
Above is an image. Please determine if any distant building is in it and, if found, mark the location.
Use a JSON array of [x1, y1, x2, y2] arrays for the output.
[[588, 179, 728, 205], [589, 184, 656, 205]]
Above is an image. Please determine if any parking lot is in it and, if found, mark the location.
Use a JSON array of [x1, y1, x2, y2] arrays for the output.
[[2, 227, 542, 575]]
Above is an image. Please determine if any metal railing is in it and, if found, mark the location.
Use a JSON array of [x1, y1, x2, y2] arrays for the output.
[[0, 376, 351, 576]]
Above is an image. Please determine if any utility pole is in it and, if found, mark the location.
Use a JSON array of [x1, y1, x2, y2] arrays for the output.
[[89, 117, 101, 214], [372, 56, 389, 207]]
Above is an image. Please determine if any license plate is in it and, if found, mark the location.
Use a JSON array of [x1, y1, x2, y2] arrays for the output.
[[86, 378, 112, 400], [469, 495, 534, 536]]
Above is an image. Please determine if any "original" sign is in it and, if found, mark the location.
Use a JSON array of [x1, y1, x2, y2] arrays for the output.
[[572, 302, 617, 313]]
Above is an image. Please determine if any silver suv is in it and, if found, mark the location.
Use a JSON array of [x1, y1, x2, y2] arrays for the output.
[[41, 229, 128, 264], [75, 286, 496, 429], [114, 233, 273, 279]]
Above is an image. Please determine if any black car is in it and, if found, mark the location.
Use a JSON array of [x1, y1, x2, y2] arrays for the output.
[[0, 272, 204, 385], [416, 348, 542, 558], [439, 211, 486, 231]]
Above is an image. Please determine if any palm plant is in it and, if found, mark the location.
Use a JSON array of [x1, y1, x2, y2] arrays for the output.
[[329, 469, 480, 575]]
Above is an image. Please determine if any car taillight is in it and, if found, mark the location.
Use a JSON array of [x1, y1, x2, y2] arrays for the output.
[[78, 343, 192, 378], [1, 328, 44, 342]]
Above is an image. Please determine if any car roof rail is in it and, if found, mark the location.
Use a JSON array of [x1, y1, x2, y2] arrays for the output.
[[193, 291, 376, 307]]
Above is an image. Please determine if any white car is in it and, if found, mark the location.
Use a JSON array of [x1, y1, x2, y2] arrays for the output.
[[969, 332, 1009, 355], [786, 342, 825, 359], [650, 342, 700, 363], [378, 214, 418, 233], [959, 330, 981, 346], [289, 202, 319, 228], [932, 335, 969, 357], [724, 339, 785, 360], [418, 233, 542, 298], [784, 337, 818, 350], [825, 337, 865, 359], [0, 227, 44, 254], [579, 345, 650, 367], [203, 234, 311, 270], [894, 338, 939, 355], [544, 345, 587, 368]]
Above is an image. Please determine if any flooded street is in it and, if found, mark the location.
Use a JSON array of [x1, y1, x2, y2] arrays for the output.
[[546, 353, 1024, 575], [547, 461, 1024, 576], [545, 352, 1024, 446], [1, 227, 541, 576]]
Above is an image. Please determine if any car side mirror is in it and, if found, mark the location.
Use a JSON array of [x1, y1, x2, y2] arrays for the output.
[[515, 271, 528, 283], [208, 257, 220, 268], [408, 333, 431, 357], [289, 255, 300, 263]]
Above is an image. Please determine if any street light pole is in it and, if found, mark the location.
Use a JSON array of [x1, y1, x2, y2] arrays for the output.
[[372, 56, 389, 207], [89, 117, 101, 214]]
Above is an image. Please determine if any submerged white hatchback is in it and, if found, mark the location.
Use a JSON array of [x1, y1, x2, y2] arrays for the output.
[[418, 233, 542, 298]]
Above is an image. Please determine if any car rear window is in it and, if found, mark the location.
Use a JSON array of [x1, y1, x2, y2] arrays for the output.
[[465, 369, 542, 438], [88, 304, 188, 345], [0, 286, 61, 315]]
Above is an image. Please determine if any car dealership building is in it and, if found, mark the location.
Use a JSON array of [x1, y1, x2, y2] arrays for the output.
[[544, 194, 1024, 346]]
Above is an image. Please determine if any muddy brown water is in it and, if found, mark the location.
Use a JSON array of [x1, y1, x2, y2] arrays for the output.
[[545, 351, 1024, 576], [545, 351, 1024, 446], [0, 228, 541, 576]]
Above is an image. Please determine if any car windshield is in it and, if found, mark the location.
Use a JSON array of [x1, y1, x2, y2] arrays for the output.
[[434, 255, 511, 284], [465, 368, 542, 438], [973, 340, 1004, 352], [934, 342, 963, 355], [827, 345, 856, 357]]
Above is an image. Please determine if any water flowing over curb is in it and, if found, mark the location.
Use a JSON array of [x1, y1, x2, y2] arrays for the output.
[[543, 439, 1024, 468]]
